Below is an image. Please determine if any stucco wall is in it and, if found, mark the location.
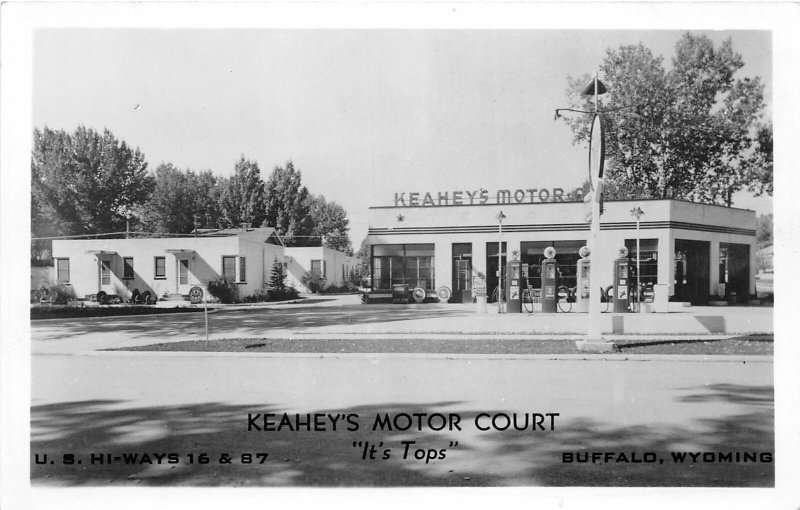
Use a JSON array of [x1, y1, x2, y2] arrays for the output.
[[284, 246, 361, 292], [51, 234, 284, 300], [366, 199, 757, 302]]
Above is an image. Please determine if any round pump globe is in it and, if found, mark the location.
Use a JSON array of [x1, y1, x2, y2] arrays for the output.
[[579, 246, 590, 258], [543, 246, 557, 259]]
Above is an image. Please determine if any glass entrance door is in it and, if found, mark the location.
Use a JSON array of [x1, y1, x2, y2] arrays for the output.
[[452, 243, 473, 303], [674, 239, 710, 304]]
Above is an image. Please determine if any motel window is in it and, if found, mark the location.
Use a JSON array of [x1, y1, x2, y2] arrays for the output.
[[624, 239, 659, 286], [311, 260, 325, 279], [372, 244, 435, 291], [123, 257, 134, 279], [222, 256, 236, 281], [239, 257, 246, 283], [56, 258, 70, 283], [100, 260, 112, 285], [154, 257, 166, 279]]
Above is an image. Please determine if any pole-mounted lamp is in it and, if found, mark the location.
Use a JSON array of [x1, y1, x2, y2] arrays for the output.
[[497, 210, 506, 313], [630, 206, 644, 312]]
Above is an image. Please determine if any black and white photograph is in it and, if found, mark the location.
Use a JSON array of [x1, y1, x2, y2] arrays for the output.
[[1, 1, 799, 509]]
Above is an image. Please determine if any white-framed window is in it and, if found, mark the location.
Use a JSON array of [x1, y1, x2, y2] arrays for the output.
[[222, 256, 236, 280], [56, 258, 70, 283], [311, 259, 325, 278], [154, 257, 166, 279], [123, 257, 134, 279]]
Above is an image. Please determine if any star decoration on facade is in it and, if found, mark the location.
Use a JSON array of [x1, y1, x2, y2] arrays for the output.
[[397, 214, 405, 222]]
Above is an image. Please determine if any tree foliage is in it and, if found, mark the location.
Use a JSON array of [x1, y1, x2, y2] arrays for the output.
[[561, 33, 770, 205], [308, 194, 353, 254], [756, 213, 773, 248], [218, 156, 266, 228], [32, 128, 355, 260], [32, 126, 154, 236], [264, 162, 314, 246], [141, 164, 224, 234]]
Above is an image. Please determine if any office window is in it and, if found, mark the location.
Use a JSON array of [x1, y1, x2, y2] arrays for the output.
[[100, 260, 112, 285], [56, 258, 70, 283], [154, 257, 166, 278], [372, 244, 435, 290], [222, 256, 236, 280], [625, 239, 659, 286], [239, 257, 246, 282], [123, 257, 134, 279]]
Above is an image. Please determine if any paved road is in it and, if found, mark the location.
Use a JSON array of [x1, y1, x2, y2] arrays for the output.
[[28, 297, 774, 487], [31, 303, 469, 354], [31, 351, 773, 487]]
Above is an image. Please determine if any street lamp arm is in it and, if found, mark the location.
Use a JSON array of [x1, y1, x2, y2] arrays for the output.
[[554, 104, 637, 121]]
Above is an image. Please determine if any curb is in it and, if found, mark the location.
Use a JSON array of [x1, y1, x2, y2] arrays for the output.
[[83, 350, 773, 363]]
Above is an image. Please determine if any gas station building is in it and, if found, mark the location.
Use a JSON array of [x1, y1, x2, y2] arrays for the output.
[[365, 191, 757, 307]]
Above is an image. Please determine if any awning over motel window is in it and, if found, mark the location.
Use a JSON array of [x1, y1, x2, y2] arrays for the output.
[[165, 249, 196, 255], [85, 250, 117, 256]]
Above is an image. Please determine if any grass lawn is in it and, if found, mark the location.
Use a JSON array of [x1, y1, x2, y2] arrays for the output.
[[31, 305, 209, 320], [111, 334, 773, 356]]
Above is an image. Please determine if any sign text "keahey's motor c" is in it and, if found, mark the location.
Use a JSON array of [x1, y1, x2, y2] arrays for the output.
[[393, 187, 585, 207]]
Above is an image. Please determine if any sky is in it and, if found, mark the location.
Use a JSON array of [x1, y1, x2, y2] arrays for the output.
[[33, 29, 772, 244]]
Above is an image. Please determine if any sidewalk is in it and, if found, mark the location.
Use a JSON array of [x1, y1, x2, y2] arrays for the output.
[[280, 303, 773, 340]]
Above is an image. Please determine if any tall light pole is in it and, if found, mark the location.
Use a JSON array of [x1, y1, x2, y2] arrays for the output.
[[497, 210, 506, 313], [556, 72, 618, 352], [630, 206, 644, 312]]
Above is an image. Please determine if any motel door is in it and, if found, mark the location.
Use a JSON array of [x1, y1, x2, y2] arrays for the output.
[[99, 259, 115, 294], [177, 258, 191, 295]]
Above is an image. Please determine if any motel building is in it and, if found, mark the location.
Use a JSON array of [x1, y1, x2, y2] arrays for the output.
[[364, 187, 757, 308], [48, 227, 360, 303]]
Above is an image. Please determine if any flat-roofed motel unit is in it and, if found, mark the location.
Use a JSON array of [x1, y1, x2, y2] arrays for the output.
[[365, 195, 756, 306], [48, 227, 361, 302]]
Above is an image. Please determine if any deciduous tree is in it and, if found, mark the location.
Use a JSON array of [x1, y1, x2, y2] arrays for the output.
[[308, 194, 353, 254], [31, 126, 154, 236], [219, 156, 266, 228], [264, 161, 314, 246], [561, 33, 769, 205]]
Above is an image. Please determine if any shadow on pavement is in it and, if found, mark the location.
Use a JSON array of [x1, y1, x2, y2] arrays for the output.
[[31, 384, 773, 487], [32, 305, 470, 342]]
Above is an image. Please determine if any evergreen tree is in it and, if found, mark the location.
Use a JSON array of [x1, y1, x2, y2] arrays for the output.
[[269, 255, 287, 292]]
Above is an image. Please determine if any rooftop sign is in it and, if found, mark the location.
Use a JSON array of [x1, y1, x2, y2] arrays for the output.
[[393, 187, 585, 207]]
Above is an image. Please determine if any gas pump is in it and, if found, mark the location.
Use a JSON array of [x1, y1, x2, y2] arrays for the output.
[[613, 247, 630, 313], [505, 257, 523, 313], [541, 246, 558, 313], [576, 246, 591, 313]]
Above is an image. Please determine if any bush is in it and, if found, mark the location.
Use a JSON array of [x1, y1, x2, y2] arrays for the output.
[[30, 283, 76, 305], [301, 272, 327, 294], [241, 285, 300, 303], [320, 283, 357, 294], [207, 278, 238, 304]]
